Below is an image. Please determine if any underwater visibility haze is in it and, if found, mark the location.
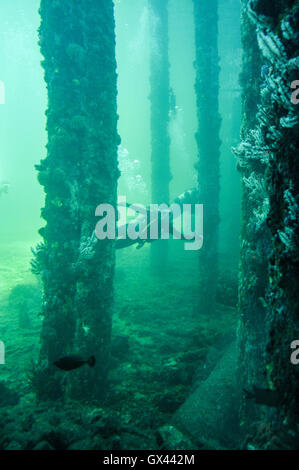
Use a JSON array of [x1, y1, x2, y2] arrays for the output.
[[0, 0, 298, 452]]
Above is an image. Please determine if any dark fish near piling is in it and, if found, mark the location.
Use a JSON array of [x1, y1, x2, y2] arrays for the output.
[[244, 386, 282, 407], [54, 355, 96, 371]]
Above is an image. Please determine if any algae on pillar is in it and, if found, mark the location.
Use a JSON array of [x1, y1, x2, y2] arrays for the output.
[[234, 0, 269, 433], [253, 0, 299, 436], [193, 0, 221, 315], [35, 0, 120, 400], [148, 0, 171, 271], [236, 0, 299, 446]]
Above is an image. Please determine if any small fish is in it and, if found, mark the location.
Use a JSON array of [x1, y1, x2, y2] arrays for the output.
[[81, 322, 90, 336], [244, 386, 282, 407], [54, 354, 96, 371]]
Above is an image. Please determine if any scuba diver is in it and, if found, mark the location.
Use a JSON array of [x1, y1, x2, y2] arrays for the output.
[[115, 188, 199, 250]]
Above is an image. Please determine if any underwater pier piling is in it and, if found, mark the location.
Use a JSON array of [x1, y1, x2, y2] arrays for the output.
[[148, 0, 171, 272], [234, 0, 269, 432], [255, 0, 299, 430], [35, 0, 120, 400], [236, 0, 299, 442], [193, 0, 221, 316]]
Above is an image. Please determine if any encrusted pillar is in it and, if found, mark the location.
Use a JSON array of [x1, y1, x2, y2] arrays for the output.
[[34, 0, 120, 400], [253, 0, 299, 437], [148, 0, 171, 271], [234, 0, 268, 434], [236, 0, 299, 447], [193, 0, 221, 315]]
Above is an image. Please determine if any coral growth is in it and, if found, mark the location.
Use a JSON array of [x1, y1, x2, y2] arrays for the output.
[[236, 0, 299, 447]]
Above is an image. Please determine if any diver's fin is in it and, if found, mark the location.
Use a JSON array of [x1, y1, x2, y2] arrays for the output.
[[136, 240, 146, 250]]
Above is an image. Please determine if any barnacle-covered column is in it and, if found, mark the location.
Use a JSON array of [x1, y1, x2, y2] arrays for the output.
[[252, 0, 299, 439], [193, 0, 221, 315], [236, 0, 299, 447], [234, 0, 269, 434], [35, 0, 119, 400], [71, 0, 120, 400], [148, 0, 171, 271]]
